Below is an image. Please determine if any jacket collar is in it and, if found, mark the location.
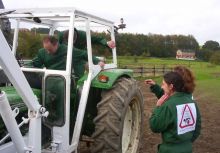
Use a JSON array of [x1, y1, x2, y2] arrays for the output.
[[171, 92, 192, 98]]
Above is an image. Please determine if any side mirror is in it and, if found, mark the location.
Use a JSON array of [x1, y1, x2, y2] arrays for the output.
[[118, 18, 126, 30], [111, 18, 126, 34]]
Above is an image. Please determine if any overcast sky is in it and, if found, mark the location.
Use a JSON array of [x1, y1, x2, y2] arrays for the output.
[[2, 0, 220, 45]]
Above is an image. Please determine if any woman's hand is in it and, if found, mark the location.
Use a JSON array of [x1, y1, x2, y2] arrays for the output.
[[144, 79, 156, 86]]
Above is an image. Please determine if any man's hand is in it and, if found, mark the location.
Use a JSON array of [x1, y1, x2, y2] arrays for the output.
[[144, 79, 156, 86], [107, 40, 116, 49], [98, 61, 105, 69]]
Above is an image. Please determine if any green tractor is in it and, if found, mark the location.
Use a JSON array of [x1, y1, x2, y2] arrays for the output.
[[0, 7, 143, 153]]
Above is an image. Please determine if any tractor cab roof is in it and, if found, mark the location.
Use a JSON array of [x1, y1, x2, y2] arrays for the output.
[[0, 7, 114, 27]]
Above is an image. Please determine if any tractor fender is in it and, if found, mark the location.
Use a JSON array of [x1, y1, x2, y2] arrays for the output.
[[77, 69, 133, 89]]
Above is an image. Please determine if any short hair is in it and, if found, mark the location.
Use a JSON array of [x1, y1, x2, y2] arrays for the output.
[[174, 66, 196, 93], [42, 35, 58, 46], [163, 71, 184, 92]]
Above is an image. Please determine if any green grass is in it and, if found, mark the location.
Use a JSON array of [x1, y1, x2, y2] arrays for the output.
[[195, 79, 220, 103], [117, 56, 196, 66], [113, 56, 220, 103]]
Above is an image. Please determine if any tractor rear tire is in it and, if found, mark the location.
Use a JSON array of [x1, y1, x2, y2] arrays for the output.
[[91, 78, 143, 153]]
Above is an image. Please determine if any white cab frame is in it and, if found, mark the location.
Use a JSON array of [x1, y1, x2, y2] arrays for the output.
[[0, 7, 117, 153]]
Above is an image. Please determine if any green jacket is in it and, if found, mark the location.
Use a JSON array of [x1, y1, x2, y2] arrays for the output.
[[150, 92, 201, 153], [150, 84, 164, 99], [32, 44, 100, 78], [58, 29, 108, 50]]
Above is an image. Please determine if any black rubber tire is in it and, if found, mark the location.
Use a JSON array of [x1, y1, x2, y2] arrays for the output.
[[91, 78, 143, 153]]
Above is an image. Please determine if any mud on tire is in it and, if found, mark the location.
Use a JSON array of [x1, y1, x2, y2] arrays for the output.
[[91, 78, 144, 153]]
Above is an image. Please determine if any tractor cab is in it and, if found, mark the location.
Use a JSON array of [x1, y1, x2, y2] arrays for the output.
[[0, 8, 143, 153], [0, 7, 117, 151]]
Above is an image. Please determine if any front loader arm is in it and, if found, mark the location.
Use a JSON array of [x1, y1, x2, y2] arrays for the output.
[[0, 29, 46, 153]]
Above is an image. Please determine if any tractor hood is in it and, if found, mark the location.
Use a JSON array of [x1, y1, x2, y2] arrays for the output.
[[0, 86, 41, 107], [0, 86, 41, 138], [77, 68, 133, 89]]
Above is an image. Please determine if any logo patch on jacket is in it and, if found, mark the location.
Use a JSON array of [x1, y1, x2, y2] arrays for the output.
[[176, 103, 197, 135]]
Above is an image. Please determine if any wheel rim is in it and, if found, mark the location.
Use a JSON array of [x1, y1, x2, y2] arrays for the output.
[[122, 97, 141, 153]]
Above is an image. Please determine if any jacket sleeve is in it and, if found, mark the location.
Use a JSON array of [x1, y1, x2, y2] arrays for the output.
[[150, 84, 164, 99], [149, 104, 173, 133], [78, 30, 108, 47], [32, 49, 44, 68], [191, 103, 201, 142], [91, 35, 108, 47]]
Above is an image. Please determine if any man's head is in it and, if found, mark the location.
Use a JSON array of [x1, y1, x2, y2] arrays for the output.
[[42, 36, 58, 54]]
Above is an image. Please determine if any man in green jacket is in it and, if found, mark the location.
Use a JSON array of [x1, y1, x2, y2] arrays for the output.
[[32, 35, 104, 78], [58, 28, 115, 50], [148, 72, 201, 153]]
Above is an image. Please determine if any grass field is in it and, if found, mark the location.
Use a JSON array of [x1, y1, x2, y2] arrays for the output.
[[115, 56, 220, 103]]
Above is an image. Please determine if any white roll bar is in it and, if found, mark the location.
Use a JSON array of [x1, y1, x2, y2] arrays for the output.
[[0, 30, 40, 111]]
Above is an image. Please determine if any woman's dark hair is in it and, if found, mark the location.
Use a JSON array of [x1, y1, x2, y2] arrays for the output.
[[163, 71, 184, 92], [174, 66, 195, 93]]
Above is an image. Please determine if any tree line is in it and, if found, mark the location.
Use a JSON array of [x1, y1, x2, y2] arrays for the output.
[[10, 28, 220, 65]]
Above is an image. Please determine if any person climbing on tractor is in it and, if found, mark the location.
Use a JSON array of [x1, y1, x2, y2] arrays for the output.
[[58, 28, 115, 50], [32, 35, 105, 78], [57, 28, 115, 76]]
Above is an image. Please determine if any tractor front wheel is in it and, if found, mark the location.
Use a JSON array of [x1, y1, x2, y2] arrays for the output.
[[91, 78, 143, 153]]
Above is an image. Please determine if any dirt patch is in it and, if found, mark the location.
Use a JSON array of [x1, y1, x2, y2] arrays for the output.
[[138, 81, 220, 153]]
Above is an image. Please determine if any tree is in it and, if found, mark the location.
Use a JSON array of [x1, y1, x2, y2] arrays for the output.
[[202, 40, 220, 51], [196, 49, 212, 61], [14, 29, 201, 59], [17, 31, 43, 58]]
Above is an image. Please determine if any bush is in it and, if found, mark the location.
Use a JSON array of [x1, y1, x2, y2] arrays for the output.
[[209, 52, 220, 65], [17, 31, 43, 58]]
